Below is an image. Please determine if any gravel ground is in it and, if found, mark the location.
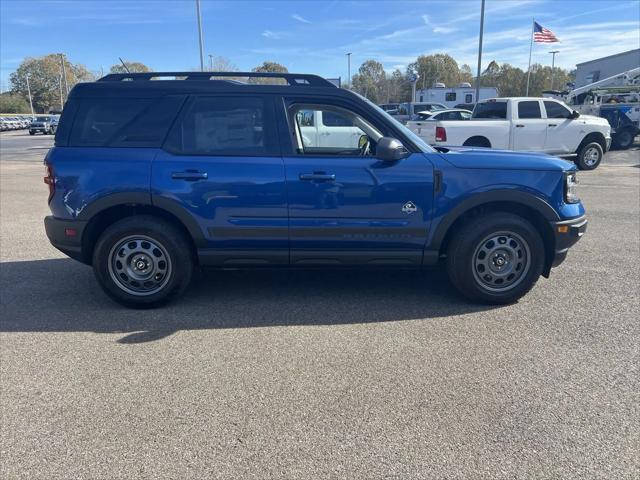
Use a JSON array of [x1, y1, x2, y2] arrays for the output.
[[1, 130, 639, 479]]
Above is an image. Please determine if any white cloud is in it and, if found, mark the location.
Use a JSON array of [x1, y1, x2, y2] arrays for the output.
[[291, 13, 311, 24], [262, 30, 287, 39]]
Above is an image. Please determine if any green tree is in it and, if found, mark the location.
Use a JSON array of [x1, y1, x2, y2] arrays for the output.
[[9, 54, 94, 113], [0, 93, 30, 113], [252, 61, 288, 73], [109, 61, 152, 73], [351, 60, 386, 103], [409, 54, 462, 89]]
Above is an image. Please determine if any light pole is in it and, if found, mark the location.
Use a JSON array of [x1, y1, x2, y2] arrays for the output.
[[346, 52, 352, 87], [25, 75, 34, 116], [475, 0, 485, 105], [195, 0, 205, 72], [549, 50, 559, 90], [209, 54, 213, 71]]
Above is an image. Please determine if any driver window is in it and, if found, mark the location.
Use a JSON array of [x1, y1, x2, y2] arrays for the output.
[[289, 104, 382, 156]]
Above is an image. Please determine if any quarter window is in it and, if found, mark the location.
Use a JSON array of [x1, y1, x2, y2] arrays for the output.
[[518, 101, 542, 119]]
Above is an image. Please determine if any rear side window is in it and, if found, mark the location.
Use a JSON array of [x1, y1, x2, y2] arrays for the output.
[[164, 96, 278, 156], [68, 97, 183, 147], [474, 102, 507, 119], [518, 101, 542, 119]]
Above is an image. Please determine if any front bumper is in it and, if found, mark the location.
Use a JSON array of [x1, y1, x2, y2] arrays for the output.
[[44, 216, 89, 263], [550, 215, 587, 267]]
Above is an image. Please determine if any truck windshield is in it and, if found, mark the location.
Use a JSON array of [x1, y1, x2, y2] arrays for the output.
[[473, 102, 507, 119]]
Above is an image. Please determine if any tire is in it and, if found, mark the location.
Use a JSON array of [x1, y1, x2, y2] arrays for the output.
[[463, 136, 491, 148], [613, 129, 634, 150], [92, 215, 194, 308], [576, 141, 603, 170], [29, 131, 35, 135], [446, 212, 545, 304]]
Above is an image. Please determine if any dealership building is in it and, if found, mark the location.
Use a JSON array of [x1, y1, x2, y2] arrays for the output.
[[574, 48, 640, 87]]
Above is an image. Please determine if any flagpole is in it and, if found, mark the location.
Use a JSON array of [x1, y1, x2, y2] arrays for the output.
[[526, 18, 535, 96]]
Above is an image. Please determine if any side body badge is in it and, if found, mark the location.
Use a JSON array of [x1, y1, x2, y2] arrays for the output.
[[402, 201, 417, 214]]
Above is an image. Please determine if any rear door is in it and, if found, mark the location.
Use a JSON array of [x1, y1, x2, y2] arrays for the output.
[[152, 94, 288, 265], [280, 97, 434, 266], [512, 100, 546, 151]]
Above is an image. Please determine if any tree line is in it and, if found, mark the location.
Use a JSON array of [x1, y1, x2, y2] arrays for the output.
[[1, 52, 573, 113], [350, 54, 574, 104]]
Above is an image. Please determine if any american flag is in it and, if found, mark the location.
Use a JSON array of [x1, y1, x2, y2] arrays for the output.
[[533, 22, 559, 43]]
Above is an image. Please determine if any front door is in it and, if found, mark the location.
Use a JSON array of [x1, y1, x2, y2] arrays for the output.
[[282, 100, 434, 266], [152, 94, 288, 265]]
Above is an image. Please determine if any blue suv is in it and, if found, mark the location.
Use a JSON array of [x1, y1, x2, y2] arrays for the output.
[[44, 72, 587, 307]]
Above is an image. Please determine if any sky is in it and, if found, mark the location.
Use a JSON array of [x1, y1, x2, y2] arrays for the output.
[[1, 0, 639, 90]]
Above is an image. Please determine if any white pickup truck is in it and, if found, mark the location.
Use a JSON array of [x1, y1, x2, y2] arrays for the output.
[[424, 97, 612, 170]]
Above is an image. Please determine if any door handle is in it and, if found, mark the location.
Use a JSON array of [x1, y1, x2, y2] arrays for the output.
[[515, 124, 525, 128], [299, 173, 336, 182], [548, 124, 558, 127], [172, 170, 208, 181]]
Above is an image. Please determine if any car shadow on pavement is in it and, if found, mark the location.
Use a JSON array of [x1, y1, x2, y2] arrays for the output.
[[1, 258, 495, 344]]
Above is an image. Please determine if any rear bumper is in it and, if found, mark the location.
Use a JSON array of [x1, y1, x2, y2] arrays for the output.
[[44, 216, 89, 263], [550, 215, 587, 267]]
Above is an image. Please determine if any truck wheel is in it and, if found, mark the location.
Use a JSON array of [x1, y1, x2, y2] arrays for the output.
[[29, 131, 35, 135], [576, 142, 603, 170], [613, 129, 634, 150], [463, 136, 491, 148], [446, 212, 544, 304], [92, 216, 194, 308]]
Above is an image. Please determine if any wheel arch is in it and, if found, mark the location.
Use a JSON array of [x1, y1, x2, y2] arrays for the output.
[[78, 194, 204, 265], [463, 136, 492, 148], [576, 131, 607, 153], [431, 191, 559, 277]]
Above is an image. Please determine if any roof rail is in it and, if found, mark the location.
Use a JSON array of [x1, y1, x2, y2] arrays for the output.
[[98, 71, 337, 88]]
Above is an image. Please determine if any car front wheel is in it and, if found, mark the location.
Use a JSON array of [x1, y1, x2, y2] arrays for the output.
[[92, 216, 194, 308], [446, 213, 545, 304]]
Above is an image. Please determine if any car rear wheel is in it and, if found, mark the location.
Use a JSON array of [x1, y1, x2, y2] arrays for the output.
[[613, 129, 634, 150], [446, 213, 545, 304], [576, 141, 603, 170], [92, 215, 193, 308]]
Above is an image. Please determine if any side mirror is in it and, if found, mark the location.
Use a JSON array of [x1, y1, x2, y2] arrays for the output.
[[569, 110, 580, 119], [376, 137, 410, 162]]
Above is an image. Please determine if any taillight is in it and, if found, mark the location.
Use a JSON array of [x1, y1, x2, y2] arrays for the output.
[[44, 164, 55, 203], [435, 126, 447, 142]]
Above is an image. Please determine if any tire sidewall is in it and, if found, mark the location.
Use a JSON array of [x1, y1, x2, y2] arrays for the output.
[[447, 214, 544, 304], [577, 141, 603, 170], [92, 216, 193, 308]]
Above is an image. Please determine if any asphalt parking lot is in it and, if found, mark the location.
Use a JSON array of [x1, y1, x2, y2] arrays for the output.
[[1, 129, 638, 479]]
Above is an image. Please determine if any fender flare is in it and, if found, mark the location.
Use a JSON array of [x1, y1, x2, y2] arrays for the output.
[[76, 192, 207, 247], [429, 189, 559, 251]]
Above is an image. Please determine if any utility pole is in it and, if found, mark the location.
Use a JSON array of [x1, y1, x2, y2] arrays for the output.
[[209, 54, 213, 71], [346, 52, 352, 87], [25, 75, 34, 116], [475, 0, 485, 105], [58, 74, 64, 110], [59, 54, 69, 95], [195, 0, 205, 72], [549, 50, 559, 90]]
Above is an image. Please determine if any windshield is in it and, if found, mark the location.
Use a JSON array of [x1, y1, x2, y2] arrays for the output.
[[357, 94, 435, 152]]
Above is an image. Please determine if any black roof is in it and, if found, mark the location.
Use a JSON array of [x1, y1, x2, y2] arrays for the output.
[[70, 71, 352, 99]]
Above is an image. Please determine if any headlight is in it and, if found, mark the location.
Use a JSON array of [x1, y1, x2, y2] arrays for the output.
[[564, 172, 580, 204]]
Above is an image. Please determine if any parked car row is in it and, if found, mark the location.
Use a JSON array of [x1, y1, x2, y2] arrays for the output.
[[382, 96, 612, 170], [0, 115, 34, 131], [0, 115, 60, 134]]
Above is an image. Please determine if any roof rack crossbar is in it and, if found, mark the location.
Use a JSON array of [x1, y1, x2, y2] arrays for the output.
[[98, 71, 336, 88]]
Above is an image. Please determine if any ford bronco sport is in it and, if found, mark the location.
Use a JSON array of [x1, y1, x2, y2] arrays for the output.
[[44, 71, 587, 308]]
